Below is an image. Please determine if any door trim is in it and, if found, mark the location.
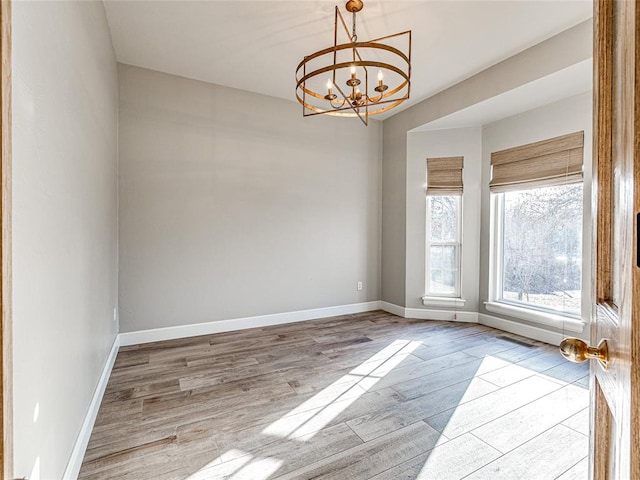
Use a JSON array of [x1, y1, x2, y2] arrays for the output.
[[630, 2, 640, 477], [1, 0, 12, 478]]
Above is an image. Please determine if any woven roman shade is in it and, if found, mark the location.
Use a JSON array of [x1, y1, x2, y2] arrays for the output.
[[426, 156, 464, 195], [489, 131, 584, 193]]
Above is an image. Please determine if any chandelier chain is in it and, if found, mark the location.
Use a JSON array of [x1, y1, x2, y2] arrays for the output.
[[352, 12, 357, 42]]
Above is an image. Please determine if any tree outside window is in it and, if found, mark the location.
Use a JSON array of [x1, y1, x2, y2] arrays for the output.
[[500, 184, 583, 315], [426, 195, 461, 296]]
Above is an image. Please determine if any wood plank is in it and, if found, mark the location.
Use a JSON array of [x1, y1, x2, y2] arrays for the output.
[[410, 333, 501, 361], [363, 350, 478, 393], [92, 399, 143, 429], [112, 351, 149, 370], [79, 435, 177, 477], [178, 360, 310, 391], [84, 424, 177, 463], [472, 383, 589, 453], [141, 378, 300, 428], [101, 378, 180, 404], [79, 451, 183, 480], [514, 348, 568, 372], [556, 457, 589, 480], [478, 361, 537, 387], [538, 359, 590, 385], [259, 387, 403, 441], [391, 356, 503, 401], [370, 433, 501, 480], [85, 416, 178, 454], [272, 421, 441, 480], [464, 425, 588, 480], [562, 407, 590, 436], [460, 338, 521, 358], [425, 375, 562, 439], [347, 377, 498, 442], [182, 422, 363, 479], [486, 343, 549, 364], [141, 376, 297, 421]]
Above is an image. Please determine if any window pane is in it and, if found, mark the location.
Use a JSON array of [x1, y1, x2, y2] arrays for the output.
[[430, 245, 456, 294], [501, 184, 583, 315], [429, 196, 458, 242]]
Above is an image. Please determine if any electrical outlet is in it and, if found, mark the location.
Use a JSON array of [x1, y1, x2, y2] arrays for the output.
[[112, 307, 118, 324], [357, 281, 363, 291]]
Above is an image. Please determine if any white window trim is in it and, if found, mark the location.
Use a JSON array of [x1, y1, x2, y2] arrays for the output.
[[425, 195, 462, 298], [422, 296, 466, 308], [488, 192, 585, 333], [484, 301, 584, 333], [488, 193, 504, 302]]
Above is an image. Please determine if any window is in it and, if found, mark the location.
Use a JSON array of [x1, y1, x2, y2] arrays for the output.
[[426, 195, 461, 297], [424, 156, 464, 300], [488, 131, 585, 321], [494, 184, 583, 316]]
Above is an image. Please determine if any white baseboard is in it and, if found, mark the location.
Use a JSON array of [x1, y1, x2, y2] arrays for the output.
[[381, 302, 571, 344], [405, 308, 478, 323], [380, 301, 478, 323], [63, 334, 121, 480], [379, 301, 405, 317], [119, 301, 382, 346], [478, 313, 564, 346]]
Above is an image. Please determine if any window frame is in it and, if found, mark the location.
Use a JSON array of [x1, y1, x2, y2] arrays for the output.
[[425, 194, 463, 298], [488, 186, 584, 323]]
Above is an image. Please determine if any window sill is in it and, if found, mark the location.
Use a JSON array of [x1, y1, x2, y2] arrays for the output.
[[422, 296, 466, 308], [484, 301, 584, 333]]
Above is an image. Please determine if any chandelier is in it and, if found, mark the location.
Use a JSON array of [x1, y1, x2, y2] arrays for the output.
[[295, 0, 412, 126]]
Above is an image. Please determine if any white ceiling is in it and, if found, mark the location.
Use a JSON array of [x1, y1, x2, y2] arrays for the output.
[[103, 0, 593, 119]]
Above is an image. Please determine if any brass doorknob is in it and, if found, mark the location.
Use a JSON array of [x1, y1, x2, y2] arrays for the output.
[[559, 337, 609, 369]]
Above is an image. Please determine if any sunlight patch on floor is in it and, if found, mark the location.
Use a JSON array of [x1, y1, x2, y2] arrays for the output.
[[415, 433, 501, 480], [227, 457, 283, 480], [414, 354, 589, 479], [185, 349, 588, 479], [184, 449, 282, 480], [435, 358, 560, 440], [261, 339, 422, 441]]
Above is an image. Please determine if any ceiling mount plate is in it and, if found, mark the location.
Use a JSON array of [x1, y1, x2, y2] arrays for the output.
[[345, 0, 364, 13]]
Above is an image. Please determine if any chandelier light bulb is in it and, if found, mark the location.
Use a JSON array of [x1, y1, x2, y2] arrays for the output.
[[350, 65, 358, 82], [346, 64, 361, 87], [324, 77, 337, 101], [375, 68, 389, 94]]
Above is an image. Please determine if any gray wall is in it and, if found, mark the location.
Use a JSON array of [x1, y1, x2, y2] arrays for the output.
[[381, 20, 592, 306], [479, 92, 593, 336], [118, 65, 382, 333], [12, 1, 119, 478]]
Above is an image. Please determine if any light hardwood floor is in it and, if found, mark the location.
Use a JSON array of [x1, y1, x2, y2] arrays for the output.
[[79, 311, 589, 480]]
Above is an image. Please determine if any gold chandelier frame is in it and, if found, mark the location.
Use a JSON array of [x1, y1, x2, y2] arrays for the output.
[[295, 1, 412, 126]]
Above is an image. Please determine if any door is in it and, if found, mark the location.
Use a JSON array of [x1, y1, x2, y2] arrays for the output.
[[0, 0, 9, 478], [560, 0, 640, 478]]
